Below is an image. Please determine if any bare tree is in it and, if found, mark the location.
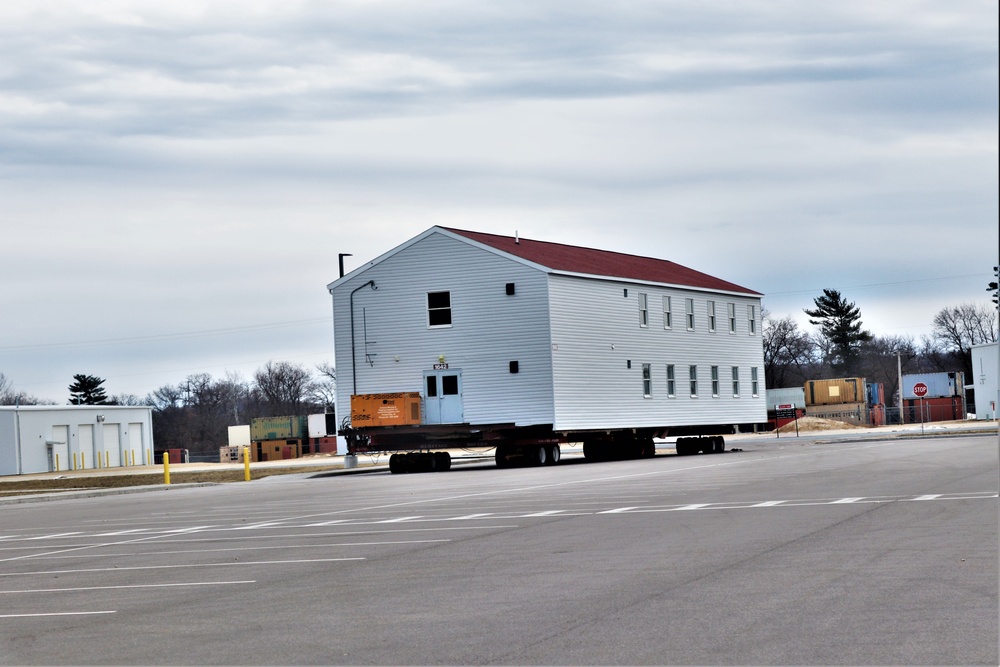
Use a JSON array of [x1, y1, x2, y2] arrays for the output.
[[932, 303, 998, 356], [0, 372, 53, 405], [253, 361, 317, 416], [762, 312, 818, 388]]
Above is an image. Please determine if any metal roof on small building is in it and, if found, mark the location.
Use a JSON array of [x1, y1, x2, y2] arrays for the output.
[[443, 227, 762, 295]]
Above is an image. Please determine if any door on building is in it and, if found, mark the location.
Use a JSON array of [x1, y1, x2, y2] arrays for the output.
[[423, 370, 464, 424], [50, 426, 69, 472], [103, 423, 121, 467]]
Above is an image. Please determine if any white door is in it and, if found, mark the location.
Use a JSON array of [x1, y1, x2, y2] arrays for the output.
[[128, 423, 144, 465], [103, 423, 121, 467], [423, 370, 463, 424], [78, 424, 94, 469], [50, 426, 69, 472]]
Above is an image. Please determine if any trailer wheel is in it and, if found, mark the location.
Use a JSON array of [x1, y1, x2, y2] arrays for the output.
[[714, 436, 725, 453], [495, 445, 511, 468], [435, 451, 452, 471], [389, 453, 402, 474], [533, 445, 548, 467], [546, 444, 561, 465]]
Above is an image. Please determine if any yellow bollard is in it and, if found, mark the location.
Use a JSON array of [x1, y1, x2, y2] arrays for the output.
[[81, 452, 86, 469], [105, 451, 109, 468], [243, 447, 251, 481], [163, 451, 171, 485], [73, 453, 78, 471], [55, 454, 59, 472]]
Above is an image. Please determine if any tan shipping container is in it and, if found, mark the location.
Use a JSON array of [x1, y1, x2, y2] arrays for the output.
[[351, 392, 422, 427], [804, 378, 865, 406]]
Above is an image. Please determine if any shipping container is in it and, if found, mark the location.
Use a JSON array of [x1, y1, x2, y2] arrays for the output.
[[351, 392, 422, 427], [804, 402, 869, 425], [805, 378, 866, 406], [766, 387, 805, 409], [902, 396, 965, 423], [250, 416, 309, 442], [901, 372, 965, 400], [250, 439, 303, 462], [308, 413, 338, 438]]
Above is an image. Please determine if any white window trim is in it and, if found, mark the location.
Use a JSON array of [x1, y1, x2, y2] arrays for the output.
[[427, 290, 453, 329]]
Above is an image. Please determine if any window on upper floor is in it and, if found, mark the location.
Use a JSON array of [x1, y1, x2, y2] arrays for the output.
[[728, 303, 736, 333], [707, 300, 716, 332], [662, 296, 672, 329], [427, 291, 452, 327], [685, 298, 695, 331], [638, 293, 649, 328], [748, 305, 757, 335]]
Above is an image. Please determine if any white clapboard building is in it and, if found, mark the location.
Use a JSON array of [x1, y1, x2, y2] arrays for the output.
[[328, 227, 767, 446]]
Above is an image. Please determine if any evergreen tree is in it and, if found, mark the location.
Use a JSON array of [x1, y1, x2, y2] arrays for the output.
[[68, 374, 109, 405], [804, 289, 873, 376]]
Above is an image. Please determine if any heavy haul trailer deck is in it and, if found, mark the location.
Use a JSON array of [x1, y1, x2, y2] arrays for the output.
[[342, 411, 732, 473]]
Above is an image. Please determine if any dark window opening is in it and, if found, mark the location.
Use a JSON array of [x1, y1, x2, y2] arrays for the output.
[[509, 361, 519, 373], [442, 375, 459, 395], [506, 283, 515, 295], [427, 291, 452, 326], [426, 376, 437, 397]]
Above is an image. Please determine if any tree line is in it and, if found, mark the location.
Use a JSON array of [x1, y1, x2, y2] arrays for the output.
[[0, 362, 336, 455], [765, 288, 998, 407]]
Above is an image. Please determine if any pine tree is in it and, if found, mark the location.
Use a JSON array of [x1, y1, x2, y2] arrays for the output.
[[804, 289, 873, 376], [68, 374, 109, 405]]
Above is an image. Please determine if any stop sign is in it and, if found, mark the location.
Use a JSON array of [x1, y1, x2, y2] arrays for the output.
[[912, 382, 928, 397]]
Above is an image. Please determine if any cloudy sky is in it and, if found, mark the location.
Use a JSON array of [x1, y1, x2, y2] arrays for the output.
[[2, 1, 997, 404]]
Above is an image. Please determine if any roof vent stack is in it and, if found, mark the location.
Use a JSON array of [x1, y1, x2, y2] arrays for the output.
[[515, 230, 519, 244]]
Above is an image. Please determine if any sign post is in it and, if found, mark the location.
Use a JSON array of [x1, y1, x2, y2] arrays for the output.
[[774, 404, 798, 438]]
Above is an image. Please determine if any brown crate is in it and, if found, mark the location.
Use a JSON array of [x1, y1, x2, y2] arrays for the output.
[[805, 378, 865, 405]]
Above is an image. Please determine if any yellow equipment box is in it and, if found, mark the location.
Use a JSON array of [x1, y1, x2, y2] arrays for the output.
[[351, 392, 422, 427]]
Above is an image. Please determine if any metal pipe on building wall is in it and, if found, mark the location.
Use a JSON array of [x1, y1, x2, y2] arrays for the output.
[[350, 280, 377, 396]]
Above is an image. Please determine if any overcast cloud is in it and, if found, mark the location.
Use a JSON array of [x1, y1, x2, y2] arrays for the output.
[[1, 0, 996, 403]]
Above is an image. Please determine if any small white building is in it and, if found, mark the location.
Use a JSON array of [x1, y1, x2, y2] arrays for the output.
[[328, 226, 767, 437], [0, 405, 155, 476], [970, 342, 998, 420]]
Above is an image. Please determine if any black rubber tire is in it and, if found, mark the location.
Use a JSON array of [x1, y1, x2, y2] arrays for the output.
[[389, 453, 402, 474], [495, 445, 510, 468], [435, 451, 452, 471], [546, 444, 561, 465], [714, 436, 725, 453], [534, 446, 548, 467]]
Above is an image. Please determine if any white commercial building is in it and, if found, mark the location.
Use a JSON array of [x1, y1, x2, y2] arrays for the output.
[[970, 342, 998, 420], [0, 405, 155, 476]]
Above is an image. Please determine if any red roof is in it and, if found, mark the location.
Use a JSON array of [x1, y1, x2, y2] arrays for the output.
[[443, 227, 761, 295]]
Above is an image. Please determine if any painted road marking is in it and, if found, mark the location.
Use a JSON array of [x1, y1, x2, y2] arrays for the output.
[[751, 500, 786, 507], [831, 498, 864, 504], [379, 516, 423, 523], [0, 581, 256, 594], [0, 611, 116, 618], [446, 513, 494, 520], [0, 558, 366, 577], [94, 529, 150, 536], [26, 533, 82, 540], [522, 510, 566, 517], [675, 504, 710, 511], [913, 494, 942, 501], [599, 507, 640, 514]]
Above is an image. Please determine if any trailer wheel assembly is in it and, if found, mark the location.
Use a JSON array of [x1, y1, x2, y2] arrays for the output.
[[546, 444, 561, 465]]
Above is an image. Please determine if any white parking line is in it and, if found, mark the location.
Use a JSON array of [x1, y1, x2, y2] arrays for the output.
[[0, 611, 116, 618], [0, 581, 256, 594], [831, 498, 864, 504], [378, 516, 423, 523], [751, 500, 786, 507], [26, 533, 82, 540], [912, 494, 942, 501], [0, 558, 365, 577], [674, 504, 710, 511], [599, 507, 640, 514], [522, 510, 566, 517], [446, 513, 494, 520]]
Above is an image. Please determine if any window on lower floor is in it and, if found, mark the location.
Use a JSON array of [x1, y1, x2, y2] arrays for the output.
[[711, 365, 720, 396], [666, 364, 676, 397], [689, 365, 698, 396]]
